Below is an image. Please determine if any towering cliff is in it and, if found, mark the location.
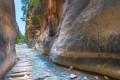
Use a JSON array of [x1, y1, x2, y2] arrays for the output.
[[0, 0, 18, 79], [26, 0, 120, 79]]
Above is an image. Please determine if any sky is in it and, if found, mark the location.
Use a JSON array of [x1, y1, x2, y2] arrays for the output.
[[14, 0, 25, 35]]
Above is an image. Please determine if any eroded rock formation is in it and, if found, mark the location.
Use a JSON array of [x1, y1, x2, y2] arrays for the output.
[[26, 0, 120, 79], [0, 0, 18, 79]]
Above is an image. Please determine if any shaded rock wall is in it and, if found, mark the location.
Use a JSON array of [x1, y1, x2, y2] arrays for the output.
[[0, 0, 18, 79], [26, 6, 35, 48], [26, 0, 120, 79], [26, 3, 40, 48]]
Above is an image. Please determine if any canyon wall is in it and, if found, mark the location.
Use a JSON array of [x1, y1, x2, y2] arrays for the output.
[[0, 0, 18, 79], [26, 0, 120, 79]]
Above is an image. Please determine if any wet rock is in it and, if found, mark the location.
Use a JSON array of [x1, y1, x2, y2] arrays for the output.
[[26, 0, 120, 79], [0, 0, 18, 79]]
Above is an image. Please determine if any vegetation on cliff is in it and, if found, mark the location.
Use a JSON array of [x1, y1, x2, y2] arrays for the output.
[[21, 0, 40, 21], [21, 0, 40, 47], [16, 32, 26, 43]]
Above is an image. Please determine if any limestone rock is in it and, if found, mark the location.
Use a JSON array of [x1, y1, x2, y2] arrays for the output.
[[0, 0, 18, 79], [26, 0, 120, 79]]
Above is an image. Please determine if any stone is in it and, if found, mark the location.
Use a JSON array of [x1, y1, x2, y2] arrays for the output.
[[0, 0, 18, 79], [84, 77, 88, 80], [104, 76, 109, 80], [70, 74, 77, 79]]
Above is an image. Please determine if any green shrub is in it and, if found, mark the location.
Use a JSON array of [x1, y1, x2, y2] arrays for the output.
[[32, 14, 39, 25], [29, 0, 40, 6], [16, 32, 26, 44]]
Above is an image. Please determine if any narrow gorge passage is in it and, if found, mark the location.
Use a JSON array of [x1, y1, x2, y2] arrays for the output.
[[4, 44, 108, 80], [1, 0, 120, 80]]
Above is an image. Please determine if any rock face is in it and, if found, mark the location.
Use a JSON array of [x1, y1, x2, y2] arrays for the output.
[[0, 0, 18, 79], [26, 0, 120, 79]]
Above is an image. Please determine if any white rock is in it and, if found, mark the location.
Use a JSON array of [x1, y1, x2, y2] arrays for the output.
[[70, 74, 77, 79], [70, 66, 73, 69], [104, 76, 109, 80], [84, 77, 88, 80]]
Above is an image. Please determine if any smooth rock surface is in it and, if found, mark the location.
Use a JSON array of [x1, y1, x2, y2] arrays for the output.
[[0, 0, 18, 79], [26, 0, 120, 79]]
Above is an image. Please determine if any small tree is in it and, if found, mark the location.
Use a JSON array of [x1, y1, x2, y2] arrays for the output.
[[21, 0, 41, 21], [16, 32, 26, 43]]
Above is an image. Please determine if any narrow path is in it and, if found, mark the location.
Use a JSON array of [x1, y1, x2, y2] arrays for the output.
[[5, 52, 34, 80], [5, 44, 108, 80]]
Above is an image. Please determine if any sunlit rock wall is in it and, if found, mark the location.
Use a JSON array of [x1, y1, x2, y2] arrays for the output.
[[0, 0, 18, 79], [26, 0, 120, 79]]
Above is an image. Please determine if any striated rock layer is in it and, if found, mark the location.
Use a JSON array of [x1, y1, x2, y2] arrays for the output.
[[26, 0, 120, 79], [0, 0, 18, 79]]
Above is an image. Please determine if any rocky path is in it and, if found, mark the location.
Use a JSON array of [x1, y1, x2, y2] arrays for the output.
[[5, 52, 34, 80], [5, 44, 110, 80]]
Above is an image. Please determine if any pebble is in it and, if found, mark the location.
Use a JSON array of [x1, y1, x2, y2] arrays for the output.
[[70, 74, 77, 79], [84, 77, 88, 80], [104, 76, 109, 80], [70, 66, 73, 69]]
